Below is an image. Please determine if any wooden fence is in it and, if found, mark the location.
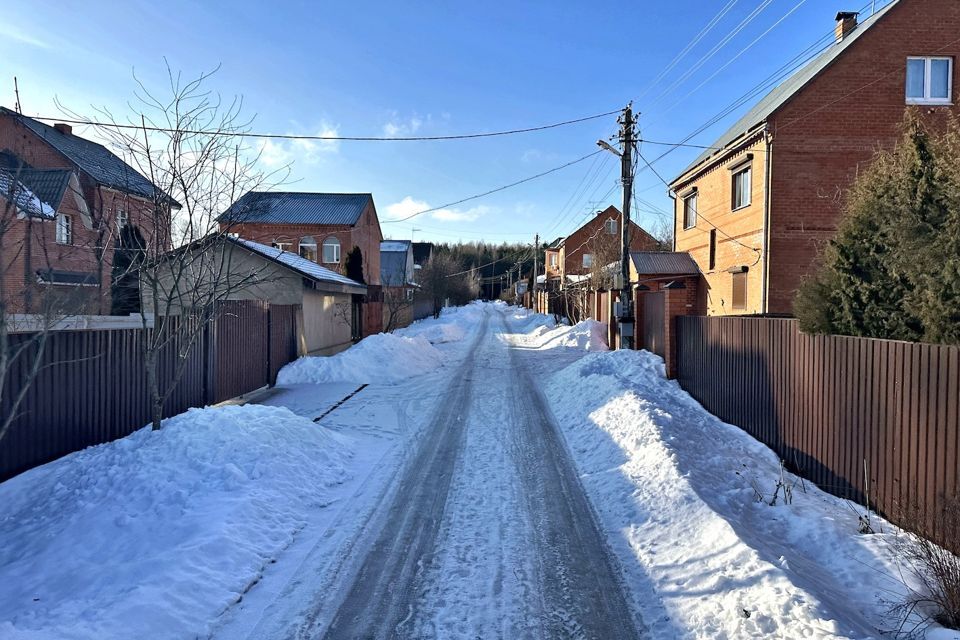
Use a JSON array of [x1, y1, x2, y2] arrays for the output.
[[0, 301, 301, 482], [677, 316, 959, 546]]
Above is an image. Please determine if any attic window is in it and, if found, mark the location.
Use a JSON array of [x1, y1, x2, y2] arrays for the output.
[[604, 218, 617, 235], [906, 57, 952, 105]]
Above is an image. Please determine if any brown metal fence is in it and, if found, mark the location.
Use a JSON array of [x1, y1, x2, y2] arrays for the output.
[[677, 316, 959, 546], [1, 300, 303, 482]]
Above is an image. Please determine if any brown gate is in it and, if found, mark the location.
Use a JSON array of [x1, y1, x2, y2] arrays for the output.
[[214, 300, 269, 403], [642, 292, 665, 357]]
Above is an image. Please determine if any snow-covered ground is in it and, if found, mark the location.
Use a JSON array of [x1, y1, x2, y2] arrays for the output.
[[2, 301, 954, 639], [505, 305, 958, 640]]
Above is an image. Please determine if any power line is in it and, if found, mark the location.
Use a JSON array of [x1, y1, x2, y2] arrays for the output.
[[382, 149, 604, 223], [636, 0, 740, 101], [24, 109, 621, 142]]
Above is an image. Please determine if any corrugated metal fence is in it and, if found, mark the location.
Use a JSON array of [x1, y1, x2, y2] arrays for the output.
[[1, 301, 302, 481], [677, 316, 959, 547]]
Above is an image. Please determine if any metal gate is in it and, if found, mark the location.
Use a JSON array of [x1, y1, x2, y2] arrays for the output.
[[642, 292, 665, 357]]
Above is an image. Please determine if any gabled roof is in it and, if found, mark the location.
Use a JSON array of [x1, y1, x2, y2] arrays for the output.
[[229, 236, 366, 293], [546, 236, 564, 250], [0, 107, 176, 204], [631, 251, 700, 276], [380, 240, 413, 286], [16, 169, 72, 210], [675, 1, 899, 181], [220, 191, 373, 226], [0, 169, 57, 218]]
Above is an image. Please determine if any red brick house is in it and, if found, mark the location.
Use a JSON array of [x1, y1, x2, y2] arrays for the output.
[[219, 191, 384, 336], [669, 0, 960, 316], [0, 108, 175, 315], [543, 205, 659, 290]]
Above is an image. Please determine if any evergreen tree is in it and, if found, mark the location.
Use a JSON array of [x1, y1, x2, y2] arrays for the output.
[[796, 111, 960, 345], [345, 246, 365, 284]]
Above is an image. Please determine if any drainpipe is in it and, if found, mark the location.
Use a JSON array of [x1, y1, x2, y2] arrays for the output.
[[667, 188, 677, 252], [761, 128, 773, 315]]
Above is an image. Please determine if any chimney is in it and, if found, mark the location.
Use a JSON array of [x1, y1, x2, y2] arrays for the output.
[[835, 11, 858, 41], [53, 123, 72, 135]]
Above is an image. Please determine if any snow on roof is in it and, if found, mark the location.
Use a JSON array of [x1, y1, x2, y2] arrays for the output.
[[380, 240, 411, 252], [230, 237, 366, 291], [0, 168, 57, 218]]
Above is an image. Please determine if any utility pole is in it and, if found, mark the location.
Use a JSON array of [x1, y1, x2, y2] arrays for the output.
[[598, 103, 636, 349], [618, 106, 636, 349], [533, 233, 539, 310]]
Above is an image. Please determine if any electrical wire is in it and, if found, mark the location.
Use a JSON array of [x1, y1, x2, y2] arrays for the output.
[[23, 109, 621, 142], [382, 149, 604, 223]]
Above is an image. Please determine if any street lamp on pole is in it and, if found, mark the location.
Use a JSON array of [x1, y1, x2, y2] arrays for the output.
[[597, 104, 635, 349]]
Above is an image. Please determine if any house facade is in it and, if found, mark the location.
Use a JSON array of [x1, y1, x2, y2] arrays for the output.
[[0, 108, 173, 315], [544, 205, 659, 289], [220, 191, 384, 336], [670, 0, 960, 316], [380, 239, 419, 331]]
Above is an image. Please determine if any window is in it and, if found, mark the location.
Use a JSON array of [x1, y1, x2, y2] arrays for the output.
[[550, 253, 558, 267], [299, 236, 317, 262], [708, 229, 717, 271], [274, 242, 291, 253], [732, 167, 751, 210], [322, 236, 341, 264], [405, 288, 414, 302], [683, 192, 698, 229], [116, 208, 128, 232], [56, 213, 72, 245], [604, 218, 617, 235], [582, 253, 593, 268], [732, 271, 747, 310], [906, 56, 953, 104]]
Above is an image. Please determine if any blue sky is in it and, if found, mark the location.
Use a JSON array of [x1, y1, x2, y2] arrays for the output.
[[1, 0, 892, 244]]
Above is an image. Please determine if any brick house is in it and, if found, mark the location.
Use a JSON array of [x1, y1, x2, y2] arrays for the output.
[[0, 108, 175, 314], [669, 0, 960, 316], [543, 205, 659, 290], [219, 191, 384, 336]]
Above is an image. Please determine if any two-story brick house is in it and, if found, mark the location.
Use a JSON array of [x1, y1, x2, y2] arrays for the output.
[[0, 108, 176, 315], [219, 191, 385, 336], [543, 205, 659, 289], [669, 0, 960, 316]]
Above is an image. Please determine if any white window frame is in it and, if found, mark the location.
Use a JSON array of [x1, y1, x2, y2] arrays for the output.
[[299, 236, 318, 262], [683, 192, 698, 230], [322, 236, 341, 264], [732, 166, 751, 211], [549, 253, 558, 267], [906, 56, 953, 105], [604, 218, 617, 235], [582, 253, 593, 268], [56, 213, 72, 245], [116, 208, 128, 232]]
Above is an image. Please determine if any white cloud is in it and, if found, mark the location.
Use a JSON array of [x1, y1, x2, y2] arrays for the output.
[[258, 123, 339, 167], [385, 196, 493, 223], [382, 112, 429, 138], [0, 24, 50, 49]]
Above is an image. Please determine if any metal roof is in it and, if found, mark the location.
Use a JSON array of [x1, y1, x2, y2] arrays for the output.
[[230, 237, 366, 293], [0, 169, 56, 218], [631, 251, 700, 276], [380, 251, 410, 286], [675, 1, 898, 181], [0, 107, 176, 204], [220, 191, 372, 226], [380, 239, 411, 252], [17, 169, 72, 210]]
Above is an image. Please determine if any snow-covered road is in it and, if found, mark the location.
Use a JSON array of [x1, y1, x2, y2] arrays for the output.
[[5, 301, 951, 639], [322, 306, 641, 639]]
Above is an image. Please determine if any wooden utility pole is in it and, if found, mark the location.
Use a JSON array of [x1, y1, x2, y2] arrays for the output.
[[618, 105, 635, 349], [533, 233, 539, 309]]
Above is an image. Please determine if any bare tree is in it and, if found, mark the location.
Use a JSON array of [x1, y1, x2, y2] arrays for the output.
[[0, 162, 96, 443], [383, 286, 413, 333], [88, 66, 284, 431], [418, 254, 478, 318]]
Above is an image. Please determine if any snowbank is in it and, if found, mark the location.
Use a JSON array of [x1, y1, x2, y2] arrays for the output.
[[544, 349, 916, 638], [0, 405, 352, 640], [278, 332, 444, 385], [516, 317, 609, 351], [397, 302, 486, 345]]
